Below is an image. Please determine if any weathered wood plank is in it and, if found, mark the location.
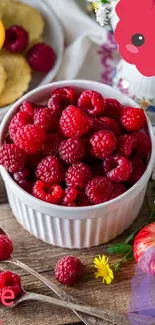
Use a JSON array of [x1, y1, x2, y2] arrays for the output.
[[0, 182, 153, 325]]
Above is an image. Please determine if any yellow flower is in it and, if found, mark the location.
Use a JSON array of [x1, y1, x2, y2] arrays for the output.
[[94, 255, 114, 284]]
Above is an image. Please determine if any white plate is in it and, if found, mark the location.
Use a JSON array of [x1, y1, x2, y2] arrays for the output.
[[0, 0, 64, 120]]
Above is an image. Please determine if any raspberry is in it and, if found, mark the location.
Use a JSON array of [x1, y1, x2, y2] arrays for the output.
[[26, 152, 43, 170], [85, 176, 113, 205], [0, 144, 26, 173], [48, 94, 70, 115], [53, 87, 75, 104], [42, 133, 62, 156], [78, 90, 105, 117], [99, 117, 122, 136], [127, 155, 146, 185], [48, 87, 75, 115], [59, 105, 93, 137], [90, 130, 117, 159], [0, 271, 22, 300], [14, 125, 46, 154], [117, 134, 136, 157], [134, 131, 151, 157], [104, 154, 133, 182], [66, 163, 92, 188], [121, 107, 146, 132], [27, 43, 56, 72], [4, 25, 29, 53], [34, 108, 58, 132], [36, 156, 65, 184], [33, 180, 62, 204], [109, 183, 126, 200], [104, 98, 123, 121], [20, 101, 34, 118], [55, 256, 84, 286], [62, 187, 78, 206], [59, 137, 85, 165], [13, 168, 33, 192], [0, 235, 13, 260], [9, 111, 33, 140]]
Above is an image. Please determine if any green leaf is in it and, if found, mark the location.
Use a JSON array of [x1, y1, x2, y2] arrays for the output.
[[107, 243, 132, 255], [100, 0, 110, 4]]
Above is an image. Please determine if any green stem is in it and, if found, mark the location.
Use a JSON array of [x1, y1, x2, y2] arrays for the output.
[[111, 248, 133, 268]]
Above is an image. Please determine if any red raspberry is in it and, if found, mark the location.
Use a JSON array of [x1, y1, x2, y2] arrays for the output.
[[59, 137, 85, 165], [36, 156, 65, 184], [127, 155, 146, 185], [0, 271, 22, 299], [134, 131, 151, 157], [66, 163, 92, 188], [59, 105, 93, 137], [0, 144, 26, 173], [26, 152, 43, 170], [33, 180, 62, 204], [20, 101, 34, 118], [55, 256, 84, 286], [85, 176, 113, 205], [104, 98, 123, 121], [104, 154, 133, 182], [78, 90, 105, 117], [27, 43, 56, 72], [4, 25, 29, 53], [109, 183, 126, 200], [99, 117, 122, 136], [0, 235, 13, 260], [9, 111, 33, 140], [53, 87, 76, 104], [13, 168, 33, 193], [121, 107, 146, 132], [117, 134, 136, 157], [14, 125, 46, 154], [62, 187, 78, 206], [34, 108, 58, 132], [48, 94, 70, 115], [90, 130, 117, 159], [42, 133, 62, 156]]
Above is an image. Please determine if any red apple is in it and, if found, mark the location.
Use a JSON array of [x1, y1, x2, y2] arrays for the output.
[[133, 222, 155, 275]]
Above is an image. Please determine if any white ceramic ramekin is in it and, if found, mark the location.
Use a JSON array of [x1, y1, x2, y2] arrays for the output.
[[0, 80, 155, 248]]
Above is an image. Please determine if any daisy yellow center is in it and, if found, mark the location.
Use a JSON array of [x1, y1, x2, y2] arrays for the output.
[[93, 2, 99, 10], [97, 263, 109, 277]]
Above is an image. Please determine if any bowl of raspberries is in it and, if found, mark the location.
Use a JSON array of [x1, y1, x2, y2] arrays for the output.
[[0, 80, 154, 248]]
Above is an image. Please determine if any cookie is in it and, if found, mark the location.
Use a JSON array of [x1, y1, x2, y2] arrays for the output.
[[0, 50, 31, 107], [0, 0, 44, 43], [0, 63, 7, 96]]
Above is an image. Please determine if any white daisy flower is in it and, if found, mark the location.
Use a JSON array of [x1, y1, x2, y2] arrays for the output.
[[87, 0, 111, 26]]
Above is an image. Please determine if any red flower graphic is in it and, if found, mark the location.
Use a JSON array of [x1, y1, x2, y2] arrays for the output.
[[114, 0, 155, 76]]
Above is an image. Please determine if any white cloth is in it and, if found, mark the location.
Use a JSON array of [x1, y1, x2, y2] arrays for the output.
[[45, 0, 108, 81]]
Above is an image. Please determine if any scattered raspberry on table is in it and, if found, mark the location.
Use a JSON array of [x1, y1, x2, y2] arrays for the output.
[[0, 86, 151, 207], [0, 235, 13, 261], [55, 256, 84, 286]]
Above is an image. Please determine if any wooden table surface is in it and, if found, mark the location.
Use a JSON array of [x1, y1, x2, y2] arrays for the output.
[[0, 181, 154, 325]]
